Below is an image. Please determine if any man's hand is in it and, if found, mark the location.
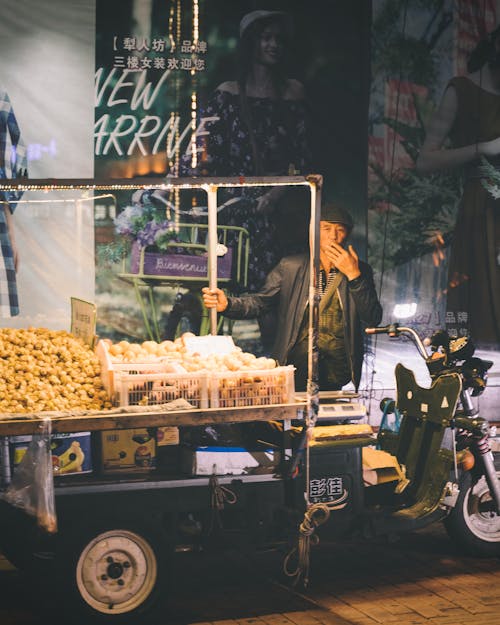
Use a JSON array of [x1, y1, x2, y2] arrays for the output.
[[202, 287, 228, 312], [326, 243, 361, 281]]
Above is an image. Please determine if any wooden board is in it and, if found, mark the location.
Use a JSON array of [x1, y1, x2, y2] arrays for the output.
[[0, 402, 305, 436]]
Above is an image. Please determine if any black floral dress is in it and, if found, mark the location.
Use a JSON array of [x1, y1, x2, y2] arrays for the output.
[[187, 88, 312, 293]]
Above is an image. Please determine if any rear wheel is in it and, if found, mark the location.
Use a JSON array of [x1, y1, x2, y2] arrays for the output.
[[444, 470, 500, 557], [51, 522, 169, 624], [75, 529, 158, 617]]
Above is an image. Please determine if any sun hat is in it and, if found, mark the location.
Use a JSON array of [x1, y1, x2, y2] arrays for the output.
[[239, 10, 293, 39], [321, 203, 354, 230]]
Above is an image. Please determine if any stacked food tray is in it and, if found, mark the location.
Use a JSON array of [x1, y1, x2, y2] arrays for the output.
[[209, 366, 295, 408], [115, 371, 210, 409], [96, 340, 295, 409], [96, 340, 209, 409]]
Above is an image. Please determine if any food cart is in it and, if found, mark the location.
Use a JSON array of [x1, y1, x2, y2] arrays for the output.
[[0, 175, 359, 623], [3, 176, 496, 625]]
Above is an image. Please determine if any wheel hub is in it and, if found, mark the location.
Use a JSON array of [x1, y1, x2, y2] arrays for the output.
[[76, 529, 157, 615], [465, 476, 500, 540], [106, 559, 126, 580]]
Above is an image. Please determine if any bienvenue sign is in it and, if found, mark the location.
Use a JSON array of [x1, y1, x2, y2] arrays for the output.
[[130, 244, 233, 279]]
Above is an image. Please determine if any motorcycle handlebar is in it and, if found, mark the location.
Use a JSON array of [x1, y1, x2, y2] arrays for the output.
[[365, 324, 430, 360], [365, 326, 392, 335]]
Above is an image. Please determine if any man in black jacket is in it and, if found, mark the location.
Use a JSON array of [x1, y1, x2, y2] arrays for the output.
[[202, 203, 382, 391]]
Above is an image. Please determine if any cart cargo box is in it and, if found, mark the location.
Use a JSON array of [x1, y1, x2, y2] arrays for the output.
[[10, 432, 92, 476], [305, 425, 375, 537], [98, 428, 156, 473], [182, 446, 281, 476]]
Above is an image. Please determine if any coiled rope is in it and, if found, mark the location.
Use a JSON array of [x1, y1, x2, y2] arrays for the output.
[[283, 490, 348, 587], [208, 472, 237, 534]]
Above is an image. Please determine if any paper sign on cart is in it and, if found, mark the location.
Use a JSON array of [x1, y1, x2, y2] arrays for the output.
[[183, 335, 235, 356], [71, 297, 97, 349]]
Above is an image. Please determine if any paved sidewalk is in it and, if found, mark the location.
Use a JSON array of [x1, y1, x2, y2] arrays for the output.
[[1, 523, 499, 625]]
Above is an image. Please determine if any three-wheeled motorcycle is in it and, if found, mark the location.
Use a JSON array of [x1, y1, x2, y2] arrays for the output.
[[0, 166, 498, 625], [0, 323, 499, 624]]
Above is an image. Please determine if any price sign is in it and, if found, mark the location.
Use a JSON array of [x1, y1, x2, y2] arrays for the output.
[[183, 334, 235, 357], [70, 297, 97, 349]]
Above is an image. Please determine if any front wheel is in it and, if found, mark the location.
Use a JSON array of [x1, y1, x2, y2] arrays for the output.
[[444, 470, 500, 557]]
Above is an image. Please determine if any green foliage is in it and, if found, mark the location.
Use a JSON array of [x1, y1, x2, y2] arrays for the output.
[[369, 0, 460, 272], [368, 95, 462, 272], [478, 156, 500, 199], [96, 238, 130, 268], [374, 35, 439, 86], [369, 167, 461, 270], [372, 0, 446, 86]]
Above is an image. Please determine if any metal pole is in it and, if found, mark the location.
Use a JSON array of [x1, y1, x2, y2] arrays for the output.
[[206, 184, 218, 335], [0, 437, 11, 488], [306, 175, 322, 505]]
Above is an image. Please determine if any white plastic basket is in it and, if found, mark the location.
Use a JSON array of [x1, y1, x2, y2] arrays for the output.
[[209, 365, 295, 408], [96, 339, 175, 397], [114, 370, 209, 409]]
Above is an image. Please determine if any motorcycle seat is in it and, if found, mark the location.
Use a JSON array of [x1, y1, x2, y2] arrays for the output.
[[378, 363, 462, 519]]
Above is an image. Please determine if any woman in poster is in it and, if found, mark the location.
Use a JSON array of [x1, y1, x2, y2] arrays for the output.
[[183, 9, 312, 351], [417, 27, 500, 348], [0, 88, 27, 317]]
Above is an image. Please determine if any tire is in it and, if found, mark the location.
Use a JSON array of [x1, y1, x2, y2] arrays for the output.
[[50, 522, 169, 624], [444, 469, 500, 557]]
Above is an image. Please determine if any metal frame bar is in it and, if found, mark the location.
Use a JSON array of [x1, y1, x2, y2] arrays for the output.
[[0, 175, 323, 500]]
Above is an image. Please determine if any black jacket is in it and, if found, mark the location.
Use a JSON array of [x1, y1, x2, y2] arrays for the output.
[[224, 253, 382, 390]]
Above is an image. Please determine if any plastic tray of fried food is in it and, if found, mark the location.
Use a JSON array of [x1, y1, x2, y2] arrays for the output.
[[96, 337, 295, 410], [96, 339, 186, 397], [113, 370, 210, 409], [209, 365, 295, 408]]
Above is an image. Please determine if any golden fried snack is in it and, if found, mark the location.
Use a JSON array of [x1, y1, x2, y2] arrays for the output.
[[0, 328, 112, 413]]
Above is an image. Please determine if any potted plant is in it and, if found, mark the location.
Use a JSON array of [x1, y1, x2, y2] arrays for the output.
[[107, 192, 234, 280]]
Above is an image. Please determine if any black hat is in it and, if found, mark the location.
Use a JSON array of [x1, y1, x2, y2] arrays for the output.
[[321, 203, 354, 230]]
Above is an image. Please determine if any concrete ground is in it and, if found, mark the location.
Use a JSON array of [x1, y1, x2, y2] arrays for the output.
[[1, 522, 499, 625]]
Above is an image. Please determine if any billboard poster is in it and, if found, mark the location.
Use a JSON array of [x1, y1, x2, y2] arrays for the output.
[[0, 0, 95, 330], [94, 0, 372, 353], [367, 0, 500, 411], [0, 0, 497, 412]]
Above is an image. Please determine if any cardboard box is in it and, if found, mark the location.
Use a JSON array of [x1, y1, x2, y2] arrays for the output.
[[362, 446, 409, 492], [156, 426, 179, 446], [182, 446, 280, 476], [312, 423, 374, 441], [99, 428, 156, 473], [10, 432, 92, 476]]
